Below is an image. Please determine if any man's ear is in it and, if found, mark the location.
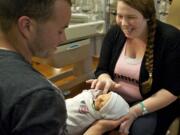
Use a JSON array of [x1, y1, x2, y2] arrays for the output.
[[17, 16, 35, 39]]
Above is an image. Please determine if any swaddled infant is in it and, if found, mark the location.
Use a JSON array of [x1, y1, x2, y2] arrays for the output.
[[66, 89, 129, 135]]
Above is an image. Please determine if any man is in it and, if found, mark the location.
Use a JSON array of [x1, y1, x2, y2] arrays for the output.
[[0, 0, 71, 135]]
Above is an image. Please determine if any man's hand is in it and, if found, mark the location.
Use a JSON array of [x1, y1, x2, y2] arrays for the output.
[[84, 119, 122, 135]]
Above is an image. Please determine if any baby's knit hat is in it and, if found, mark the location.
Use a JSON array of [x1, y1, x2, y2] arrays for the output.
[[99, 91, 129, 119]]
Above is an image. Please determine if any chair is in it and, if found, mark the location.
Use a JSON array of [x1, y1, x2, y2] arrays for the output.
[[167, 117, 179, 135]]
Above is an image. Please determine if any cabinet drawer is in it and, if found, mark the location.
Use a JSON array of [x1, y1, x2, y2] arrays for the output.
[[47, 39, 91, 68]]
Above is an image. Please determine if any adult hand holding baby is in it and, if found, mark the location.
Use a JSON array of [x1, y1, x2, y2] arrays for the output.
[[106, 109, 137, 135], [84, 119, 123, 135], [118, 107, 138, 135]]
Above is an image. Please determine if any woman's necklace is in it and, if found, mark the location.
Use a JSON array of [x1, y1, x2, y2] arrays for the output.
[[124, 56, 142, 65]]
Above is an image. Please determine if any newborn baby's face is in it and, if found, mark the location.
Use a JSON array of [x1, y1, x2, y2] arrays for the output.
[[94, 93, 111, 111]]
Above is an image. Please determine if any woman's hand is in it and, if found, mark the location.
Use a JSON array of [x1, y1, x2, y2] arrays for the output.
[[118, 110, 138, 134], [86, 73, 121, 93], [83, 119, 122, 135]]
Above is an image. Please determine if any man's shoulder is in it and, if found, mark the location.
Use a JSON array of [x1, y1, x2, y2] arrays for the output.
[[0, 53, 64, 111]]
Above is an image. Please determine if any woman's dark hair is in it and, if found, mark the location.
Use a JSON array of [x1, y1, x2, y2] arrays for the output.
[[118, 0, 157, 94], [0, 0, 72, 33]]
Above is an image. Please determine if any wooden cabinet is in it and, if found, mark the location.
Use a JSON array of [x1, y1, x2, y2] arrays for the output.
[[33, 39, 98, 98]]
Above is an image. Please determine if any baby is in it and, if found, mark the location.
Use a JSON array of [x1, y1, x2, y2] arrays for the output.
[[66, 89, 129, 135]]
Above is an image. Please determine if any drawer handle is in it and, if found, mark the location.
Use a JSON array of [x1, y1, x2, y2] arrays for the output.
[[67, 44, 80, 50]]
